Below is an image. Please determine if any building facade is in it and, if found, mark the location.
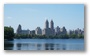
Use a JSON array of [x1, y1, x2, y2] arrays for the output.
[[35, 27, 42, 35], [16, 24, 30, 34], [42, 20, 55, 36], [55, 26, 60, 35]]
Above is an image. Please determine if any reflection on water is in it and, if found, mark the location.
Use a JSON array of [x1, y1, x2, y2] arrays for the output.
[[15, 43, 84, 50], [45, 43, 54, 50], [4, 40, 13, 50], [4, 39, 84, 50], [17, 43, 21, 50]]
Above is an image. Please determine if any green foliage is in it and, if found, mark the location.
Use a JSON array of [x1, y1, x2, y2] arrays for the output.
[[4, 26, 14, 40], [78, 34, 84, 39], [69, 34, 77, 39], [14, 33, 84, 39]]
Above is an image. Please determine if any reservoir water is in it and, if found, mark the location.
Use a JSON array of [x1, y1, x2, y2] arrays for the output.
[[7, 39, 84, 50]]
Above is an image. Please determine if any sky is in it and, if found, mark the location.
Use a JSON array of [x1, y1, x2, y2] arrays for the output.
[[4, 4, 84, 32]]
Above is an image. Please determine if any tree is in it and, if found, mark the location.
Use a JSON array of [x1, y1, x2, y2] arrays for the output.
[[78, 34, 84, 39], [4, 26, 14, 40], [70, 34, 77, 39]]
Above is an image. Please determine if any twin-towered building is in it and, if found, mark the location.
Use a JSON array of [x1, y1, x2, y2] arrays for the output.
[[16, 20, 84, 36], [42, 20, 55, 36]]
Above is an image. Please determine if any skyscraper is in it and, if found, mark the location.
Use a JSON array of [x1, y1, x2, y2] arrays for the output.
[[42, 20, 50, 35], [50, 20, 54, 29], [50, 20, 55, 35], [45, 20, 49, 29], [42, 19, 55, 36]]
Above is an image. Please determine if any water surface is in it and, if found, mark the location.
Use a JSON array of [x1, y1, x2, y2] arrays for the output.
[[12, 39, 84, 50]]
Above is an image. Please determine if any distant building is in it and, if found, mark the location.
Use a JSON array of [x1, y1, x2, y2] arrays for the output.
[[68, 30, 74, 35], [45, 20, 49, 29], [30, 30, 35, 35], [16, 24, 22, 34], [42, 20, 55, 36], [35, 27, 42, 35], [74, 28, 83, 35], [81, 28, 84, 35], [81, 31, 84, 35], [55, 26, 60, 35], [42, 28, 52, 36], [42, 19, 51, 35], [68, 28, 84, 35], [60, 27, 67, 35], [50, 20, 55, 35], [16, 24, 30, 34], [21, 29, 30, 34], [16, 20, 84, 36]]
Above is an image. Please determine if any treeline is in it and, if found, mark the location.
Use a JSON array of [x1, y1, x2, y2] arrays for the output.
[[14, 34, 84, 39], [4, 26, 84, 40]]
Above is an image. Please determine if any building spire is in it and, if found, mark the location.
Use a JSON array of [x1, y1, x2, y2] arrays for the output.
[[45, 19, 49, 28], [16, 24, 22, 34], [50, 19, 54, 29]]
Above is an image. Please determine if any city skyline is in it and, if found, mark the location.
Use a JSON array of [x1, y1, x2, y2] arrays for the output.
[[4, 4, 84, 32], [16, 19, 84, 36]]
